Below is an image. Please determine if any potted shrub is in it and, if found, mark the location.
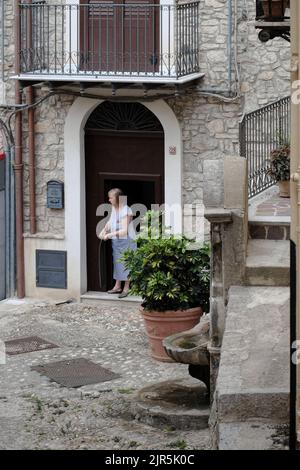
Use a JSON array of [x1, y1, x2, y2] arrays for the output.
[[267, 141, 290, 197], [122, 211, 210, 362], [261, 0, 289, 19]]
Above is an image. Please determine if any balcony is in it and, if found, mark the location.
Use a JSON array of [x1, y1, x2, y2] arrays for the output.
[[17, 1, 203, 87], [255, 0, 290, 42]]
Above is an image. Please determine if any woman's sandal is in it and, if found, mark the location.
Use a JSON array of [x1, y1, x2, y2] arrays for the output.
[[107, 288, 123, 294], [118, 290, 129, 299]]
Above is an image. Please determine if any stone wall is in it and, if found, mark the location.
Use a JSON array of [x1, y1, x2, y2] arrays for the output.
[[170, 0, 291, 209], [238, 0, 291, 111], [0, 0, 291, 236], [1, 1, 75, 235], [169, 94, 241, 208], [22, 92, 75, 234]]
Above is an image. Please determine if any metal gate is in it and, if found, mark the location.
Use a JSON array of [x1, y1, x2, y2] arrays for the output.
[[239, 96, 291, 199]]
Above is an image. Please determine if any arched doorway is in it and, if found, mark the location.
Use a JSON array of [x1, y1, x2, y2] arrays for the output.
[[84, 101, 165, 292]]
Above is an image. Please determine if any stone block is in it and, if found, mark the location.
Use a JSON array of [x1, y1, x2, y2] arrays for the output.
[[224, 156, 247, 210], [203, 159, 224, 208]]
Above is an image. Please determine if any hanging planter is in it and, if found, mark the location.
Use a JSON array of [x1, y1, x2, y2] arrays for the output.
[[261, 0, 289, 19], [267, 142, 290, 198]]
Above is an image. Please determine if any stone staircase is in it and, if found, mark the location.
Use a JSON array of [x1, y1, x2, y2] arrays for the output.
[[213, 189, 290, 450], [246, 190, 290, 287], [249, 220, 290, 241], [245, 239, 290, 287]]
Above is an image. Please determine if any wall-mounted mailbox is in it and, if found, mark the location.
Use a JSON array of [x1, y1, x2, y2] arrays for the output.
[[47, 180, 64, 209]]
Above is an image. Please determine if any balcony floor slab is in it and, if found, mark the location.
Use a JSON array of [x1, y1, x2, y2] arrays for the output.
[[14, 72, 205, 86]]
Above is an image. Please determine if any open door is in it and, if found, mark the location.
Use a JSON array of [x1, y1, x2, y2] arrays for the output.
[[85, 102, 164, 292]]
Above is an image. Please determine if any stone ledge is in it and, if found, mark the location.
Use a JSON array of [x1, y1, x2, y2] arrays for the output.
[[216, 286, 290, 424], [218, 391, 290, 423], [204, 208, 232, 224], [23, 232, 65, 240]]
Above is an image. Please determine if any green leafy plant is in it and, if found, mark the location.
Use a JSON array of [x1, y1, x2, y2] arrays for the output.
[[122, 211, 210, 313], [267, 142, 290, 182], [167, 439, 187, 449]]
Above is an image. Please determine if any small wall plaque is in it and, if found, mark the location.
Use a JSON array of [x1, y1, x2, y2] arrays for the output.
[[47, 180, 64, 209], [169, 146, 177, 155]]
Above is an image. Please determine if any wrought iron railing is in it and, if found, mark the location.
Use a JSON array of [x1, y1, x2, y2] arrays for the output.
[[240, 96, 291, 199], [19, 2, 200, 79], [256, 0, 290, 21]]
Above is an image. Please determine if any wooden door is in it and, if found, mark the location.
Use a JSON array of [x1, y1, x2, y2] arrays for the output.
[[123, 0, 159, 73], [85, 130, 164, 292], [80, 0, 159, 73]]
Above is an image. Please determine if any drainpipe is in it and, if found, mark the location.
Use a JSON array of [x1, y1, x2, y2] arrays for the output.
[[0, 117, 15, 299], [227, 0, 233, 93], [27, 86, 36, 234], [5, 144, 16, 299], [199, 0, 239, 101], [1, 0, 4, 82], [26, 0, 36, 234], [14, 0, 25, 298]]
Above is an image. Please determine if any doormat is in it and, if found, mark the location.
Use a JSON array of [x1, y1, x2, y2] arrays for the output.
[[5, 336, 59, 356], [31, 358, 120, 388]]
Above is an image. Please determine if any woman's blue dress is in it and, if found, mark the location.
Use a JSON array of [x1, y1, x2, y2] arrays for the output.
[[110, 205, 136, 281]]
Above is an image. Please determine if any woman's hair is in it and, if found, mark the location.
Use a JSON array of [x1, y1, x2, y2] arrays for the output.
[[108, 187, 124, 204]]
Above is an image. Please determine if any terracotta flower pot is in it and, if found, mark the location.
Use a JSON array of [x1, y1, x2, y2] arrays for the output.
[[261, 0, 288, 19], [140, 306, 203, 362], [278, 180, 290, 198]]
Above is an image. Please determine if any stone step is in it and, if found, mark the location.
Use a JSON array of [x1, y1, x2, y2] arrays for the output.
[[214, 286, 290, 449], [248, 221, 290, 240], [131, 378, 210, 430], [80, 291, 142, 308], [245, 240, 290, 286]]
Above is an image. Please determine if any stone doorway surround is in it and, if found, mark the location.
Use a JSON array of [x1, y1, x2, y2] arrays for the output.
[[64, 97, 182, 299]]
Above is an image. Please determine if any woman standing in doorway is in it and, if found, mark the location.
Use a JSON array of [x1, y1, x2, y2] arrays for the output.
[[99, 188, 136, 298]]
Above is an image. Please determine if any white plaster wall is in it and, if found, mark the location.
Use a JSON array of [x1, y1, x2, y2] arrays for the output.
[[24, 237, 70, 300]]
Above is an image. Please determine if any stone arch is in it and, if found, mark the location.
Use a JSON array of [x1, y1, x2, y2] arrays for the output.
[[64, 97, 182, 296]]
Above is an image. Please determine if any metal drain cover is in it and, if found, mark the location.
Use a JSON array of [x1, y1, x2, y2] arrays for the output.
[[5, 336, 59, 356], [31, 358, 120, 388]]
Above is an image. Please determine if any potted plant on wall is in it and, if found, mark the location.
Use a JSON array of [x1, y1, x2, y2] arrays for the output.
[[267, 140, 290, 197], [122, 211, 210, 362], [261, 0, 289, 19]]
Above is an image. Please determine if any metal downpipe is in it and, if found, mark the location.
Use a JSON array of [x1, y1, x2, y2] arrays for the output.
[[14, 0, 25, 298]]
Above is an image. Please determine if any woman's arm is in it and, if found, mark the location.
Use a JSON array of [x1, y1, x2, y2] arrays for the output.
[[106, 214, 131, 239], [99, 220, 111, 239]]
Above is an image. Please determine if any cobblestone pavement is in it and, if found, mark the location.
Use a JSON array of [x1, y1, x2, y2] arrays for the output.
[[0, 299, 211, 450]]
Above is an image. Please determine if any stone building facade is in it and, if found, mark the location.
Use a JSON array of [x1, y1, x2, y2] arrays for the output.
[[0, 0, 291, 300]]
